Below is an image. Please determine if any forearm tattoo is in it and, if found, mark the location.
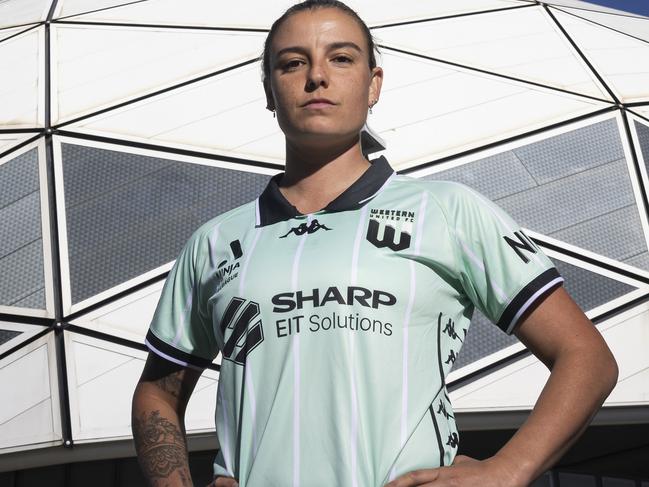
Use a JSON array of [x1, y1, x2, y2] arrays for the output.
[[133, 409, 192, 486]]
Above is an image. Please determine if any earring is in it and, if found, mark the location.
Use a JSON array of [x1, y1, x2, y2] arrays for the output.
[[267, 106, 275, 118], [369, 99, 377, 114]]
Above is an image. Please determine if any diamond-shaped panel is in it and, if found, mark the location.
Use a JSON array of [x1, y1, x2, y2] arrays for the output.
[[0, 148, 46, 309], [61, 143, 270, 304], [425, 119, 649, 271]]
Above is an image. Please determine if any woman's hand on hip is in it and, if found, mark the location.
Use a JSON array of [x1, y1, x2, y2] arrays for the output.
[[206, 475, 239, 487], [383, 455, 521, 487]]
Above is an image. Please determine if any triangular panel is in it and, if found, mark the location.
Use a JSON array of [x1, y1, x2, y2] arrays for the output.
[[73, 341, 133, 386], [70, 63, 285, 163], [375, 6, 610, 100], [0, 28, 42, 127], [72, 50, 607, 170], [70, 281, 164, 343], [358, 0, 526, 26], [0, 322, 47, 356], [56, 0, 147, 19], [0, 147, 48, 313], [420, 118, 649, 271], [59, 0, 526, 28], [543, 0, 647, 17], [0, 332, 61, 452], [0, 0, 50, 29], [66, 333, 218, 442], [0, 329, 21, 347], [57, 139, 272, 307], [0, 133, 37, 157], [553, 9, 649, 103], [0, 25, 36, 43], [450, 303, 649, 410], [452, 255, 641, 371], [52, 25, 266, 123], [372, 50, 607, 169], [633, 105, 649, 121], [634, 119, 649, 175], [557, 6, 649, 43]]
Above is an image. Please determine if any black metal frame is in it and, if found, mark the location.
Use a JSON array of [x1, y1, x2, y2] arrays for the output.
[[0, 325, 51, 363], [370, 3, 534, 29], [55, 129, 284, 172], [0, 133, 43, 160], [398, 106, 617, 174], [0, 23, 40, 45], [378, 44, 612, 104], [629, 109, 649, 126], [52, 57, 260, 130]]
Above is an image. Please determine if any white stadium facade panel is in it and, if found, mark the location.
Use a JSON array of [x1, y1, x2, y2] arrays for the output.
[[1, 0, 648, 483]]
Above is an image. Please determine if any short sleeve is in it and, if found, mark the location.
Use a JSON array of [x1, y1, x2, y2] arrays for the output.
[[145, 229, 219, 369], [448, 184, 563, 334]]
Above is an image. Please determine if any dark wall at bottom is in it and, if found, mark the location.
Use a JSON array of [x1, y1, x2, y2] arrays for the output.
[[0, 424, 647, 487]]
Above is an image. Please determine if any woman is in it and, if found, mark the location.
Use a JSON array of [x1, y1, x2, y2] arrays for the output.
[[131, 1, 619, 486]]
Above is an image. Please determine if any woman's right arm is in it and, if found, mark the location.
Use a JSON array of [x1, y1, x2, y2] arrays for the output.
[[132, 352, 203, 487]]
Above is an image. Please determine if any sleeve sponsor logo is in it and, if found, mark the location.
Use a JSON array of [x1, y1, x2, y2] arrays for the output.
[[215, 240, 243, 293], [503, 230, 539, 264]]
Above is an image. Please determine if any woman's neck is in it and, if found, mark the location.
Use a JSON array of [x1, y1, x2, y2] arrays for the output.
[[279, 138, 371, 214]]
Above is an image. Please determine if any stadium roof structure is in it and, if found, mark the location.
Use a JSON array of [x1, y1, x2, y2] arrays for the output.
[[1, 0, 649, 470]]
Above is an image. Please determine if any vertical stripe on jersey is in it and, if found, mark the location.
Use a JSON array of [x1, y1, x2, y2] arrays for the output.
[[239, 227, 263, 296], [390, 192, 428, 482], [292, 215, 311, 487], [254, 198, 261, 227], [171, 284, 194, 347], [218, 388, 235, 475], [349, 205, 369, 487], [239, 227, 263, 457], [457, 236, 508, 302]]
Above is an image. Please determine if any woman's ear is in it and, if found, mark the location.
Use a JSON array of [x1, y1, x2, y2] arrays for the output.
[[368, 66, 384, 108]]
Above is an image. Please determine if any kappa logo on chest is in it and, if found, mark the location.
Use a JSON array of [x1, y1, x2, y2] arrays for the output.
[[280, 219, 332, 238]]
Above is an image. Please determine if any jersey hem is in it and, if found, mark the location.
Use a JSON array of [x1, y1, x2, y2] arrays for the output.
[[145, 330, 212, 370], [497, 268, 564, 334]]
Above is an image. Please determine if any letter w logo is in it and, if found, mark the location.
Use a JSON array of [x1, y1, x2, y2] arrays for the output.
[[366, 220, 411, 251], [220, 297, 264, 365]]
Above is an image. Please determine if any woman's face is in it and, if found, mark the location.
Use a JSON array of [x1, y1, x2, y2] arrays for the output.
[[265, 8, 382, 148]]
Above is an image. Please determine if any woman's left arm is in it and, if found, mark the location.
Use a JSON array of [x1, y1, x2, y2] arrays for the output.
[[385, 286, 619, 487]]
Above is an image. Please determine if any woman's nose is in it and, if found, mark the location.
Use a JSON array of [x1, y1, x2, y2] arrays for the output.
[[306, 62, 329, 91]]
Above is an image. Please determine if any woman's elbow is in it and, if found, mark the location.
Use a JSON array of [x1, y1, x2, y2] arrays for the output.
[[601, 346, 619, 395]]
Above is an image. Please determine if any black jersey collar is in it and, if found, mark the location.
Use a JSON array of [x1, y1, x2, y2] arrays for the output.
[[257, 156, 394, 227]]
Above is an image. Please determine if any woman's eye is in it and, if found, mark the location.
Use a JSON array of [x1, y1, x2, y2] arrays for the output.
[[333, 55, 352, 63], [283, 59, 304, 70]]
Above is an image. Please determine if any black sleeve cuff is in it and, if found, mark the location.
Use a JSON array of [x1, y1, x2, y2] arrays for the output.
[[145, 330, 213, 370], [496, 268, 564, 334]]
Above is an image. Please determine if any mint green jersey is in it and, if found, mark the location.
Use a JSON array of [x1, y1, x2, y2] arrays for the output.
[[146, 157, 562, 487]]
